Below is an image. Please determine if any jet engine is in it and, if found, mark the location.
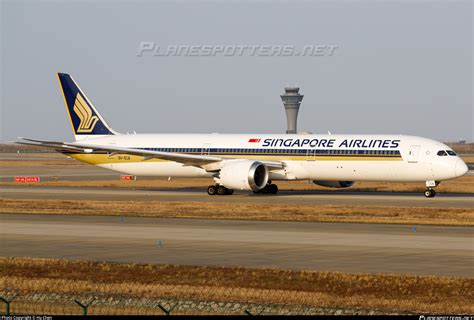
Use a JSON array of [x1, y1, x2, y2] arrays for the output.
[[219, 160, 269, 191], [313, 180, 354, 188]]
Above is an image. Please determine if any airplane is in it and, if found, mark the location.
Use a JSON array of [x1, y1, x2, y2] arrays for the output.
[[17, 73, 468, 198]]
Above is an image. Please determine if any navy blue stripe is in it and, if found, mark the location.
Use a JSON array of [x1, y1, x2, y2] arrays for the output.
[[134, 148, 401, 156]]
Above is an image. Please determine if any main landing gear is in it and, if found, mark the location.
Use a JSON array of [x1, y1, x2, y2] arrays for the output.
[[207, 184, 279, 195], [207, 185, 234, 196], [253, 183, 278, 195]]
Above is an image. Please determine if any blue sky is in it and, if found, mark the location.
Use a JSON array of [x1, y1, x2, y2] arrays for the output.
[[1, 0, 472, 142]]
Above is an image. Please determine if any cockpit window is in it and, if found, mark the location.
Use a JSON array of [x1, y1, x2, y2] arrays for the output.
[[437, 150, 447, 156], [446, 150, 457, 156]]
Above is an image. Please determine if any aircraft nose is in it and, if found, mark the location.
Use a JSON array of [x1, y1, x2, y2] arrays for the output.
[[454, 159, 468, 177]]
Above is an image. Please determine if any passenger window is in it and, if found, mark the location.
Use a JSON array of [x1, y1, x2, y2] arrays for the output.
[[446, 150, 457, 156], [437, 150, 447, 156]]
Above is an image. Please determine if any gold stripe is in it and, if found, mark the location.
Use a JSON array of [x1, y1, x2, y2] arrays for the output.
[[77, 96, 94, 128], [68, 153, 402, 165], [56, 73, 76, 136], [73, 102, 86, 127]]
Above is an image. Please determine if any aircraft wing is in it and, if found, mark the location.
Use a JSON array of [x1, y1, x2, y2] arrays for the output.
[[16, 138, 87, 153], [16, 138, 284, 170]]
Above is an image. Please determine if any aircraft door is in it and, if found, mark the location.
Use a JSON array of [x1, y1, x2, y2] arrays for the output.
[[407, 145, 420, 163], [306, 149, 316, 161], [201, 143, 211, 155]]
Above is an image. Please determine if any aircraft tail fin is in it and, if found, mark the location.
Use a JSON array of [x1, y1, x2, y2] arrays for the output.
[[57, 73, 119, 140]]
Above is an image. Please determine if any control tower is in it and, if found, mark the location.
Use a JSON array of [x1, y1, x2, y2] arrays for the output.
[[281, 87, 304, 134]]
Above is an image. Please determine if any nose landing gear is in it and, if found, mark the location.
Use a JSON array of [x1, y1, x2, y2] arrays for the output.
[[424, 181, 438, 198], [424, 188, 436, 198]]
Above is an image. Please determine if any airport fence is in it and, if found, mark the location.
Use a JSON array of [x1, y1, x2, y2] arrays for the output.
[[0, 286, 408, 316]]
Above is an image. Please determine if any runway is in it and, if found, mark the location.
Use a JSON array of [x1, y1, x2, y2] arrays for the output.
[[1, 214, 472, 276], [1, 185, 473, 208]]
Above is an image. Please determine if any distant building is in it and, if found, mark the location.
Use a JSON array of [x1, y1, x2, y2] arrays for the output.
[[281, 87, 304, 134]]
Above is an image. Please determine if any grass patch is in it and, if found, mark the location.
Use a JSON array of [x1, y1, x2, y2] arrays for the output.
[[1, 198, 472, 226], [1, 257, 472, 314]]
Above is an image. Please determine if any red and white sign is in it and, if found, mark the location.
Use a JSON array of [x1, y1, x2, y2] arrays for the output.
[[120, 175, 136, 181], [14, 176, 40, 183], [248, 138, 261, 143]]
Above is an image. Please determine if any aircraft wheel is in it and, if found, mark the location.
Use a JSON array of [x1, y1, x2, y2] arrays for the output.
[[207, 185, 217, 195], [226, 188, 234, 195], [424, 189, 436, 198], [217, 185, 228, 195], [261, 185, 270, 194], [269, 184, 278, 194]]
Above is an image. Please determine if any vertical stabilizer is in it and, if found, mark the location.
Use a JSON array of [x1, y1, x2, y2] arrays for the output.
[[57, 73, 119, 140]]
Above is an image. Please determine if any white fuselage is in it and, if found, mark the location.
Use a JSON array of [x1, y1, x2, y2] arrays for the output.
[[69, 133, 468, 183]]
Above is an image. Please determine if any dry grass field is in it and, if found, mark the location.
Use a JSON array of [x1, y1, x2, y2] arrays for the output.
[[1, 257, 472, 314], [0, 159, 83, 167], [1, 198, 472, 226]]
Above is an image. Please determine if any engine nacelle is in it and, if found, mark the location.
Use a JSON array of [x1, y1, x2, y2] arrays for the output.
[[313, 180, 354, 188], [219, 160, 269, 191]]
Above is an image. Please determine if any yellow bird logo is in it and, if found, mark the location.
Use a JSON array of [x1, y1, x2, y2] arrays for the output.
[[73, 93, 99, 133]]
